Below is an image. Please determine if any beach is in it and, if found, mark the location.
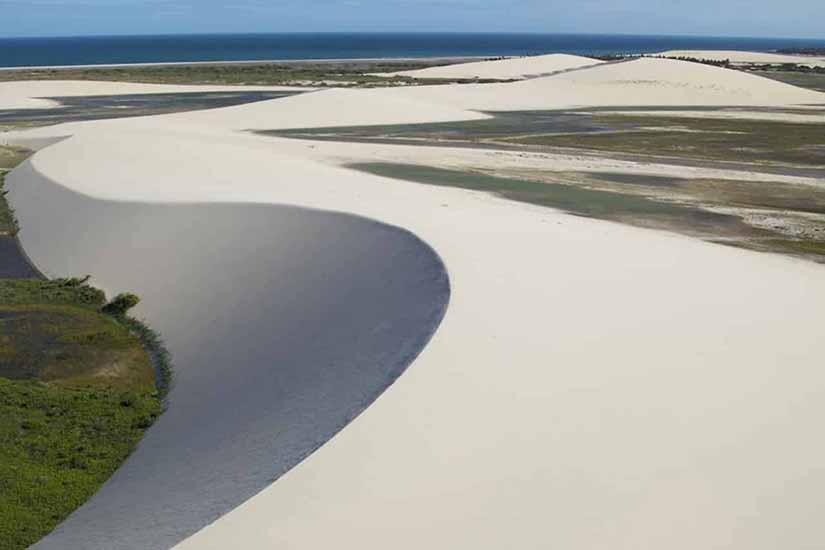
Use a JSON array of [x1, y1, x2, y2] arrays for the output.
[[3, 52, 825, 549]]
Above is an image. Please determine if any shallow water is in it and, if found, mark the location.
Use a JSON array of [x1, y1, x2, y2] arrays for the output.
[[0, 90, 302, 126], [0, 235, 40, 278], [9, 163, 449, 550]]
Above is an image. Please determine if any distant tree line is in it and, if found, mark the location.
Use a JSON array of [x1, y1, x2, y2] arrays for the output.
[[592, 54, 825, 75]]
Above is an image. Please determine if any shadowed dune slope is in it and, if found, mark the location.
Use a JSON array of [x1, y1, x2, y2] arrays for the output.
[[8, 162, 449, 550]]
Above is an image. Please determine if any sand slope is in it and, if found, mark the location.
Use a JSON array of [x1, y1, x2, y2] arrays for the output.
[[11, 160, 449, 550], [660, 50, 825, 67], [376, 53, 604, 80]]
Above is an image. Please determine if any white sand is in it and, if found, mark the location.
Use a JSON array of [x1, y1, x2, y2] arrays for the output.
[[387, 57, 825, 111], [5, 57, 825, 549], [659, 50, 825, 67], [0, 80, 306, 110], [375, 53, 604, 80]]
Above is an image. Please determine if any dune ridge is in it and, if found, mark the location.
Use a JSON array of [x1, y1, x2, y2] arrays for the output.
[[374, 53, 604, 80]]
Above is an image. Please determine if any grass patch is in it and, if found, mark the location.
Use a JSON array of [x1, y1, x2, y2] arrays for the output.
[[0, 173, 17, 236], [350, 162, 825, 263], [506, 115, 825, 168], [750, 71, 825, 93], [1, 146, 32, 235], [350, 162, 760, 238], [0, 378, 160, 550], [0, 278, 167, 549], [0, 147, 30, 172], [0, 278, 105, 308], [755, 238, 825, 257]]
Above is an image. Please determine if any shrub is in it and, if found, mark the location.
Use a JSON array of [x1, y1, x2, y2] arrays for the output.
[[102, 293, 140, 316]]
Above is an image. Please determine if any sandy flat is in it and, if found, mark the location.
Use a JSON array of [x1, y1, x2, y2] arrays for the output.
[[659, 50, 825, 67], [374, 53, 604, 80], [5, 56, 825, 549], [0, 80, 306, 110]]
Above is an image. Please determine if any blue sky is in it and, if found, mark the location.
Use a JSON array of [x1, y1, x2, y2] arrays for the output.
[[1, 0, 823, 39]]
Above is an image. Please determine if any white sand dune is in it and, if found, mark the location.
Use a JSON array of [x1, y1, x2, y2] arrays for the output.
[[659, 50, 825, 67], [5, 55, 825, 549], [388, 57, 825, 111], [375, 53, 604, 80], [0, 80, 305, 110], [159, 87, 490, 130]]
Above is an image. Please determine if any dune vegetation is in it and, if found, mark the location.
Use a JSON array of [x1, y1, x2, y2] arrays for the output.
[[0, 277, 165, 550]]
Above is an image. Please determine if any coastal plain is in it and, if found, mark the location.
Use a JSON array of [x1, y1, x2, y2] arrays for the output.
[[2, 52, 825, 549]]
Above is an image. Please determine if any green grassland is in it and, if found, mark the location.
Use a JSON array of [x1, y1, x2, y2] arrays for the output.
[[504, 115, 825, 168], [0, 278, 163, 550]]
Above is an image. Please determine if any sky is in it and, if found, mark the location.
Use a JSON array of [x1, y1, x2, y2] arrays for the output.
[[1, 0, 823, 39]]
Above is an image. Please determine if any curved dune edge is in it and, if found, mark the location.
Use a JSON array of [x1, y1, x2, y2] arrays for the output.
[[3, 58, 825, 548], [8, 160, 450, 550]]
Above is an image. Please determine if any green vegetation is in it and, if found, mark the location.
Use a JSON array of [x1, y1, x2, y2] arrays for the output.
[[0, 379, 159, 549], [752, 71, 825, 93], [1, 143, 170, 548], [0, 173, 17, 235], [1, 147, 31, 235], [350, 163, 825, 262], [504, 115, 825, 168], [0, 277, 164, 550], [0, 146, 169, 550], [350, 162, 762, 238]]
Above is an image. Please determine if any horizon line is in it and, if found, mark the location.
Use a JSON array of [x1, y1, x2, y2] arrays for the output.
[[2, 30, 825, 42]]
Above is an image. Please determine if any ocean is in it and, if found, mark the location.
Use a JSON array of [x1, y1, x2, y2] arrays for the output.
[[2, 32, 825, 69]]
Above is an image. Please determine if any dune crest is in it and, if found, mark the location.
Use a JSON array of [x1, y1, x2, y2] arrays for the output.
[[375, 53, 604, 80]]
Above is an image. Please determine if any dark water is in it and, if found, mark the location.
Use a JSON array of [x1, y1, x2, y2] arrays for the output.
[[3, 33, 825, 68], [0, 90, 303, 126], [10, 164, 449, 550], [0, 236, 41, 278]]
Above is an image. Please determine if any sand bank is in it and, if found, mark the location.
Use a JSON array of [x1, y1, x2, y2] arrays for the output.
[[5, 56, 825, 549]]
